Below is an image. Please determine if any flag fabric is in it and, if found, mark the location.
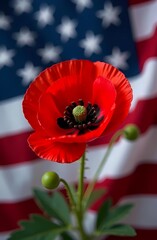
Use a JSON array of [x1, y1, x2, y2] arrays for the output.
[[0, 0, 157, 239]]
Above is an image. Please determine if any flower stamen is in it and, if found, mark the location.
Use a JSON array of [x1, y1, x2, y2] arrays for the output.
[[78, 99, 84, 106], [57, 100, 104, 133]]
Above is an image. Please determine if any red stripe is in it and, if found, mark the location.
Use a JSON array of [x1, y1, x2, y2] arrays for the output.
[[106, 229, 157, 240], [91, 163, 157, 210], [0, 131, 36, 166], [136, 27, 157, 70], [1, 97, 157, 165], [0, 198, 42, 232], [128, 0, 153, 6], [1, 163, 157, 232]]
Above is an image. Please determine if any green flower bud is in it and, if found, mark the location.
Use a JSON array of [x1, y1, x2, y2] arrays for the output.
[[72, 105, 87, 122], [41, 171, 60, 189], [124, 124, 140, 141]]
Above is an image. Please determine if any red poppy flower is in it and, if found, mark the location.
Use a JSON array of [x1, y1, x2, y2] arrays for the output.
[[23, 60, 132, 163]]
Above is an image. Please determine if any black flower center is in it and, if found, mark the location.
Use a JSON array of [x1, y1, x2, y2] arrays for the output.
[[57, 99, 104, 134]]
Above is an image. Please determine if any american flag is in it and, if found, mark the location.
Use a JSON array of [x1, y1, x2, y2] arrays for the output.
[[0, 0, 157, 239]]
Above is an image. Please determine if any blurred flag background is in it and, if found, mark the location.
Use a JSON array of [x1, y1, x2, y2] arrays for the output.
[[0, 0, 157, 239]]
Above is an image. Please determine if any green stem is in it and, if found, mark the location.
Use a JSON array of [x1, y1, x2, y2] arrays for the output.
[[60, 178, 76, 209], [84, 129, 124, 200], [76, 151, 88, 240], [77, 152, 86, 208], [61, 153, 89, 240]]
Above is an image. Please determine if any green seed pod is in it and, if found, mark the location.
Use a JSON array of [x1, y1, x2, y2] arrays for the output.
[[72, 105, 87, 122], [124, 124, 140, 141], [41, 171, 60, 189]]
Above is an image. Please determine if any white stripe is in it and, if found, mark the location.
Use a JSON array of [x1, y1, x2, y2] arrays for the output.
[[119, 195, 157, 228], [130, 58, 157, 109], [129, 1, 157, 40], [0, 232, 10, 240], [0, 59, 157, 137], [0, 96, 31, 136], [0, 159, 79, 202], [88, 126, 157, 179], [0, 126, 157, 202], [87, 195, 157, 229]]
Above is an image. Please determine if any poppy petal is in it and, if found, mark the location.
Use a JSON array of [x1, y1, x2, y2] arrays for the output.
[[92, 76, 117, 115], [46, 74, 93, 114], [94, 62, 133, 133], [22, 71, 52, 130], [50, 76, 116, 143], [23, 60, 96, 130], [37, 92, 70, 137], [28, 132, 86, 163]]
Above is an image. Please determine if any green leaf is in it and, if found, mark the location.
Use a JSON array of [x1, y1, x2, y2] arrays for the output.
[[96, 198, 112, 229], [96, 200, 134, 231], [84, 188, 106, 210], [103, 203, 134, 228], [97, 224, 136, 237], [33, 188, 71, 225], [61, 232, 75, 240], [8, 214, 68, 240]]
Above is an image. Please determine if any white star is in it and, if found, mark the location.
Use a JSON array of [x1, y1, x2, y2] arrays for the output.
[[0, 46, 15, 69], [37, 44, 62, 63], [17, 62, 41, 85], [96, 2, 121, 27], [0, 13, 12, 30], [34, 5, 54, 28], [13, 27, 36, 47], [79, 31, 103, 57], [57, 17, 77, 42], [105, 47, 130, 70], [71, 0, 93, 12], [12, 0, 32, 15]]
